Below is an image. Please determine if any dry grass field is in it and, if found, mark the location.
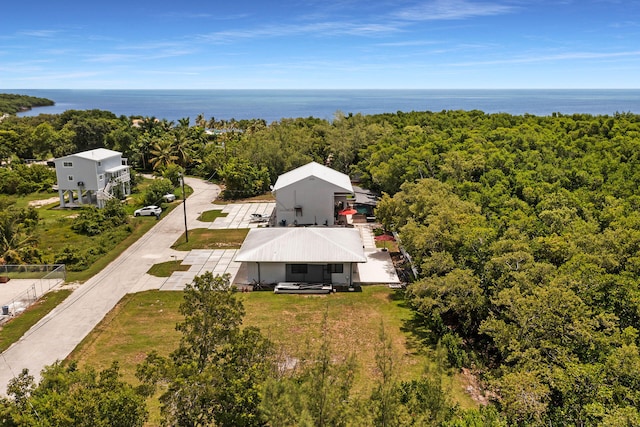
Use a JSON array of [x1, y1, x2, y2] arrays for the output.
[[69, 286, 476, 409]]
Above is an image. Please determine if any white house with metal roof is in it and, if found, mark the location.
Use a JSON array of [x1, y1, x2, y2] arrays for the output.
[[54, 148, 131, 208], [235, 227, 366, 286], [272, 161, 354, 226]]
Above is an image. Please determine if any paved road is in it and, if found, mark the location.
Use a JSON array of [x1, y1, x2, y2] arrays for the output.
[[0, 178, 220, 393]]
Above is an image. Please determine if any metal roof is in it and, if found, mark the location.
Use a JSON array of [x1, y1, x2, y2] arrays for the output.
[[272, 162, 353, 193], [234, 227, 367, 263], [105, 165, 129, 173], [353, 185, 379, 206], [58, 148, 122, 162]]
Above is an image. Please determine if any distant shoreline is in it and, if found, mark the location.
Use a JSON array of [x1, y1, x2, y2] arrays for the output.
[[11, 88, 640, 122]]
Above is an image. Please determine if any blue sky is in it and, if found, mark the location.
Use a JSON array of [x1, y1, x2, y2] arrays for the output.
[[1, 0, 638, 89]]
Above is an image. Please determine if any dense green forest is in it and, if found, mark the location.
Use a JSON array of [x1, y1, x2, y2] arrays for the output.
[[0, 94, 54, 115], [1, 104, 640, 425]]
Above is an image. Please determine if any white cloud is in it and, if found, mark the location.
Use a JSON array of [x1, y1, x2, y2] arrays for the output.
[[394, 0, 515, 21], [448, 49, 640, 66], [17, 29, 60, 38], [196, 20, 402, 44]]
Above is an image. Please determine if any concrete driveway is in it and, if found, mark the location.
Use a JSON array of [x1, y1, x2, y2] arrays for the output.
[[159, 202, 276, 290], [0, 177, 221, 393]]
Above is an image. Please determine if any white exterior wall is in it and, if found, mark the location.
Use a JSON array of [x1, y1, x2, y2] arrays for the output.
[[331, 263, 352, 284], [275, 177, 347, 226], [243, 262, 353, 285], [99, 156, 122, 175], [245, 263, 286, 284], [55, 156, 99, 191]]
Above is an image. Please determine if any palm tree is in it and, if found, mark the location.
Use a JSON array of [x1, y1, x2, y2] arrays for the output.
[[0, 209, 38, 264], [177, 117, 190, 129], [171, 130, 193, 168], [159, 119, 175, 132], [206, 116, 217, 129], [195, 113, 206, 129], [139, 116, 160, 135], [149, 138, 179, 171]]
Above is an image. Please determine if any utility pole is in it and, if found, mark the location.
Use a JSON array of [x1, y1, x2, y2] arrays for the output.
[[181, 173, 188, 243]]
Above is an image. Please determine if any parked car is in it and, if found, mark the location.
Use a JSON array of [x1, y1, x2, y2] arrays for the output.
[[162, 193, 176, 202], [134, 205, 162, 217]]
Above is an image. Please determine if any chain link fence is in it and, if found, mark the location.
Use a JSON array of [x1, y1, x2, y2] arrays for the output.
[[0, 264, 66, 322]]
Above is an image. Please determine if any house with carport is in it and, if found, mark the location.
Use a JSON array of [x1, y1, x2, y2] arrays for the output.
[[234, 227, 367, 287], [54, 148, 130, 208]]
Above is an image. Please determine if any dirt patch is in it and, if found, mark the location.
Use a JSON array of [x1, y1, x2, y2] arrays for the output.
[[460, 367, 496, 405], [28, 196, 59, 208]]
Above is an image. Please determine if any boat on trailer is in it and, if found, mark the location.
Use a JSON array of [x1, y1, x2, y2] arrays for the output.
[[274, 282, 333, 294]]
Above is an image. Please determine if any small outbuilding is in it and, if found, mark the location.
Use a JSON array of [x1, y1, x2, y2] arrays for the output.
[[234, 227, 367, 286]]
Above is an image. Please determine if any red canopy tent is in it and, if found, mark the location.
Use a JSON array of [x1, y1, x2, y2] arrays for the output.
[[338, 208, 358, 216]]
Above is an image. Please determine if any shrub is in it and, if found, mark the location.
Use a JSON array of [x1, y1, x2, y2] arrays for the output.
[[161, 163, 185, 187], [54, 245, 86, 270], [0, 164, 56, 195], [218, 158, 270, 200], [439, 333, 469, 369], [103, 198, 128, 227], [71, 207, 106, 236], [143, 178, 174, 206]]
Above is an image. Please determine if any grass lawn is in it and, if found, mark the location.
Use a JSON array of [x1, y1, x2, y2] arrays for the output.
[[147, 260, 191, 277], [8, 191, 59, 209], [0, 289, 72, 352], [213, 192, 275, 205], [171, 228, 249, 251], [197, 209, 228, 222], [69, 286, 477, 417]]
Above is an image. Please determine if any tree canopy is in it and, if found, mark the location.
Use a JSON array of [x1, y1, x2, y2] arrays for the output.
[[2, 99, 640, 423]]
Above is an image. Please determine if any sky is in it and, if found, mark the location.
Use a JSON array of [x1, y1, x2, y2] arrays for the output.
[[1, 0, 639, 89]]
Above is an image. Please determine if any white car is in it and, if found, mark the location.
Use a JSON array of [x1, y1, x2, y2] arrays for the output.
[[162, 193, 176, 202], [134, 205, 162, 217]]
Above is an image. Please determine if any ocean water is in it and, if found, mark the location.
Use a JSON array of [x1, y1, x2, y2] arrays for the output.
[[10, 89, 640, 123]]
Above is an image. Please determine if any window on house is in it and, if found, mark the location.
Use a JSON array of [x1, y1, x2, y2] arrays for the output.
[[98, 161, 101, 166], [99, 174, 104, 181], [290, 264, 308, 274], [67, 175, 74, 181], [63, 161, 73, 167], [328, 264, 344, 273]]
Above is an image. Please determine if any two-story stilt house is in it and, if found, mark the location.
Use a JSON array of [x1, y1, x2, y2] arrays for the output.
[[54, 148, 131, 208]]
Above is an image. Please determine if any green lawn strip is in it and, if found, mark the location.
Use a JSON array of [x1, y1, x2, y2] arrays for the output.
[[0, 289, 72, 352], [197, 209, 228, 222], [213, 192, 275, 205], [69, 286, 476, 415], [171, 228, 249, 251], [0, 271, 60, 280], [147, 261, 191, 277]]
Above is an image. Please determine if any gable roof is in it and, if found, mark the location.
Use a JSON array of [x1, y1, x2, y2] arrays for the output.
[[273, 162, 353, 193], [234, 228, 366, 263], [57, 148, 122, 162]]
